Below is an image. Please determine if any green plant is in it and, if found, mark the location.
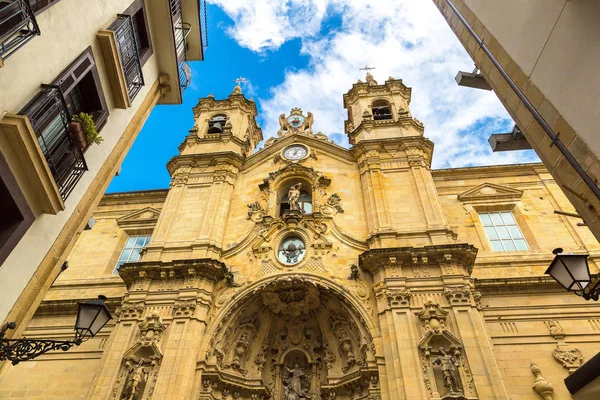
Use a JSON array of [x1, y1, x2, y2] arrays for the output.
[[72, 112, 103, 145]]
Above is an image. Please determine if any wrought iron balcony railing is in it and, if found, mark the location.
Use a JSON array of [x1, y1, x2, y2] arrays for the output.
[[170, 0, 192, 93], [179, 61, 191, 93], [0, 0, 40, 62], [108, 14, 144, 102], [20, 85, 87, 201]]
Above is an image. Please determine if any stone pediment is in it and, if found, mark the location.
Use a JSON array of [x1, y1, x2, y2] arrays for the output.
[[117, 207, 161, 228], [457, 182, 523, 202]]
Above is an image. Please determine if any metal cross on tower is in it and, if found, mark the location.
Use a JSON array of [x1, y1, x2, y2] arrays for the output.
[[359, 65, 375, 72], [233, 76, 247, 86]]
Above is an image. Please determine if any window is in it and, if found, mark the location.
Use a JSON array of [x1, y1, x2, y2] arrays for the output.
[[372, 100, 392, 120], [53, 47, 109, 132], [208, 115, 227, 134], [0, 0, 40, 61], [114, 235, 151, 272], [279, 187, 312, 216], [479, 211, 529, 252], [124, 0, 153, 66], [0, 151, 34, 266]]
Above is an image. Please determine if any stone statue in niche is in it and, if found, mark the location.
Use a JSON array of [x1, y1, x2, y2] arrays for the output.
[[288, 183, 302, 211], [432, 348, 462, 395], [231, 332, 250, 374], [283, 364, 310, 400], [121, 359, 149, 400]]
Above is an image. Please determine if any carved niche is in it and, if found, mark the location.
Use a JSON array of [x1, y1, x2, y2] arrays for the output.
[[417, 299, 476, 400], [113, 310, 165, 400], [202, 277, 379, 400]]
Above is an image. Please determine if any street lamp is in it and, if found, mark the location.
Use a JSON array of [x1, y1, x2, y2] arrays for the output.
[[0, 295, 112, 365], [546, 248, 600, 301]]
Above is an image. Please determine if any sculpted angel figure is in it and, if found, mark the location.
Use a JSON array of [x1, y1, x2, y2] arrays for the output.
[[283, 364, 309, 400]]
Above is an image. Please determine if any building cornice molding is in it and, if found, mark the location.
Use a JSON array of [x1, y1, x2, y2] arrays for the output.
[[118, 258, 226, 287]]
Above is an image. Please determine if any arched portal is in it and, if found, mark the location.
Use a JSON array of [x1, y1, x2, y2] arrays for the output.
[[198, 276, 381, 400]]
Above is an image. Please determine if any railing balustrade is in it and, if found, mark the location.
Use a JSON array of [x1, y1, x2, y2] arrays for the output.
[[20, 85, 88, 201], [0, 0, 40, 61], [108, 14, 144, 102]]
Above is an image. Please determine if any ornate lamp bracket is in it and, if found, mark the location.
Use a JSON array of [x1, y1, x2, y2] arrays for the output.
[[0, 322, 81, 365]]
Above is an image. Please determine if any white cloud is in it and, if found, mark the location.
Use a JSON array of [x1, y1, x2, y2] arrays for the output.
[[208, 0, 539, 168]]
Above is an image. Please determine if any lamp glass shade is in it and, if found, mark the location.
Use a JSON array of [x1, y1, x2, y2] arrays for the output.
[[546, 254, 590, 291], [75, 297, 112, 339]]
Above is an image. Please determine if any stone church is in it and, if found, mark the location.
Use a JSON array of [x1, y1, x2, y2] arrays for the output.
[[2, 74, 600, 400]]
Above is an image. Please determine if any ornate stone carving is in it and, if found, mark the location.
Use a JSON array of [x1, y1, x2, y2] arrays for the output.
[[386, 288, 412, 308], [326, 194, 344, 213], [418, 299, 448, 333], [443, 286, 472, 305], [138, 310, 165, 346], [247, 201, 265, 222], [261, 279, 320, 317], [552, 347, 583, 372], [545, 320, 565, 340], [120, 359, 149, 400], [173, 300, 197, 317], [531, 363, 554, 400], [283, 365, 310, 400], [348, 264, 359, 280], [119, 301, 145, 321], [432, 348, 463, 396], [278, 108, 314, 136]]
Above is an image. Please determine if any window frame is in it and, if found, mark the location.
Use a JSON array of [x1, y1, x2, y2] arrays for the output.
[[123, 0, 153, 66], [478, 211, 529, 252], [113, 234, 151, 273], [0, 151, 35, 266], [51, 46, 109, 133]]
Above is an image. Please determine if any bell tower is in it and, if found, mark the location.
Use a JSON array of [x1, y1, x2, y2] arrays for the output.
[[343, 71, 424, 144], [345, 71, 454, 248], [183, 83, 263, 158]]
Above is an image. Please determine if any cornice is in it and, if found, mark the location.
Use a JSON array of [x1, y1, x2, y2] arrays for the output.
[[346, 117, 424, 144], [244, 133, 354, 171], [432, 163, 545, 180], [36, 296, 122, 315], [342, 78, 412, 107], [359, 244, 478, 275], [474, 274, 599, 294], [118, 258, 226, 287], [166, 152, 245, 175], [100, 189, 169, 206], [178, 132, 250, 153], [193, 93, 259, 118]]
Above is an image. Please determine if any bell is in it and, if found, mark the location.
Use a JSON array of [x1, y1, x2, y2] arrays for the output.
[[208, 122, 223, 134]]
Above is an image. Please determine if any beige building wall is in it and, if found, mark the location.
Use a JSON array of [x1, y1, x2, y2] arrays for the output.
[[431, 0, 600, 246], [1, 79, 599, 399], [0, 0, 204, 335]]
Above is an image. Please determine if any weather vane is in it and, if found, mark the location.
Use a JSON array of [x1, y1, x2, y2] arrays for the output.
[[359, 65, 375, 72]]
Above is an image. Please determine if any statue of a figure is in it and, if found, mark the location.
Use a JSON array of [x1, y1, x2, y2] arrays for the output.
[[432, 348, 462, 394], [121, 359, 148, 400], [283, 364, 309, 400], [288, 183, 302, 211]]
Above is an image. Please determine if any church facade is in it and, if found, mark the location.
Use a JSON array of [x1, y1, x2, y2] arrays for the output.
[[2, 75, 600, 400]]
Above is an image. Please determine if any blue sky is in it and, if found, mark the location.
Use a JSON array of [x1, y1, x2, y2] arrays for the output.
[[107, 1, 539, 193]]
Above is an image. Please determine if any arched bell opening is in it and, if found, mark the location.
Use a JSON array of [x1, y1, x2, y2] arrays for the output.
[[371, 99, 393, 120], [207, 114, 227, 134], [199, 276, 381, 400]]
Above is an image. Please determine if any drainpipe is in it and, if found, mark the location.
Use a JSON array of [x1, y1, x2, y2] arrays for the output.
[[444, 0, 600, 204]]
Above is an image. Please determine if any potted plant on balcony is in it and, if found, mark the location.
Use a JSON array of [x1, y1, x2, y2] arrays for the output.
[[69, 112, 103, 150]]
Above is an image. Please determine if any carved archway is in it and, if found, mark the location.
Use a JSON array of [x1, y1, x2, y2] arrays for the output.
[[198, 274, 381, 400]]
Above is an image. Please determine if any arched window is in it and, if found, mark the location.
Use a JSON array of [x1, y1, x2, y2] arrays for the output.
[[279, 182, 312, 216], [372, 100, 392, 120], [207, 114, 227, 134]]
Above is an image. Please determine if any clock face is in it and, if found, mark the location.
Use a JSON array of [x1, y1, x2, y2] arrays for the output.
[[283, 145, 308, 160], [287, 115, 305, 128]]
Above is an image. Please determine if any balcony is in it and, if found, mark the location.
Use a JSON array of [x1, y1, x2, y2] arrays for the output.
[[0, 86, 88, 214], [0, 0, 40, 65], [147, 0, 206, 104], [21, 85, 88, 201], [97, 15, 145, 109]]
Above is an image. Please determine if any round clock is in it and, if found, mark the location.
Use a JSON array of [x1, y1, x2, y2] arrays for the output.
[[283, 145, 308, 160], [287, 115, 305, 128]]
